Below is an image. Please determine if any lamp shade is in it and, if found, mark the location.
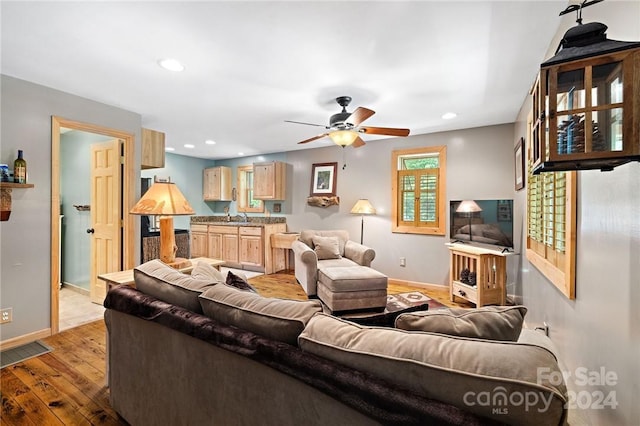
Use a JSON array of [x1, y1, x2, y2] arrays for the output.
[[350, 199, 376, 215], [130, 181, 194, 216], [455, 200, 482, 213], [329, 130, 359, 147]]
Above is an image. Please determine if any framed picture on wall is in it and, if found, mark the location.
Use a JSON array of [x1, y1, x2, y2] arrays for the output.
[[514, 137, 525, 191], [310, 162, 337, 196]]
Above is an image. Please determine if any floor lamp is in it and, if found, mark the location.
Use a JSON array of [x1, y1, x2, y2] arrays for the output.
[[455, 200, 482, 242], [130, 177, 194, 268], [350, 199, 376, 245]]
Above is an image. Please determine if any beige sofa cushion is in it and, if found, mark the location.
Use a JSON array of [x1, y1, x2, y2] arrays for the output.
[[300, 230, 349, 256], [190, 260, 225, 283], [134, 260, 217, 313], [199, 284, 323, 345], [299, 314, 567, 426], [312, 235, 342, 260], [395, 306, 527, 341]]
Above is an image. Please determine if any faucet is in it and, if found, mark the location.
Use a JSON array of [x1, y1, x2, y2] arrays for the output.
[[224, 206, 230, 222], [241, 212, 249, 223]]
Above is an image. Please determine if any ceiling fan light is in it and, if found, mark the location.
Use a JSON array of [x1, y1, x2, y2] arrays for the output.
[[329, 130, 358, 147]]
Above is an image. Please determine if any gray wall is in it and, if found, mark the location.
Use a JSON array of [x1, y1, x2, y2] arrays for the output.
[[514, 2, 640, 424], [0, 75, 142, 341]]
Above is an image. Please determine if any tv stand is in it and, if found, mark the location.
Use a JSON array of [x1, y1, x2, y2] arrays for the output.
[[448, 244, 508, 307]]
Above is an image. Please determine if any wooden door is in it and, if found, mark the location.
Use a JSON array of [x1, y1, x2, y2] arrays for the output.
[[222, 234, 238, 263], [90, 139, 121, 304], [208, 232, 223, 259], [190, 232, 208, 258], [203, 168, 217, 200]]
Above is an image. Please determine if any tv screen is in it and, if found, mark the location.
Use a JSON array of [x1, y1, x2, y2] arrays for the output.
[[449, 199, 513, 249]]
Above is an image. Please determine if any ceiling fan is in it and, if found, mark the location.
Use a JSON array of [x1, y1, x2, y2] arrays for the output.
[[285, 96, 410, 148]]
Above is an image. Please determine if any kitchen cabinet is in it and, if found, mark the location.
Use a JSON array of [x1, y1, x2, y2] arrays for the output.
[[203, 166, 232, 201], [208, 225, 239, 263], [141, 128, 165, 169], [239, 226, 263, 267], [253, 161, 286, 200], [190, 225, 208, 258]]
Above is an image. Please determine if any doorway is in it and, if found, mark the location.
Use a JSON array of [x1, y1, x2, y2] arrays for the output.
[[50, 116, 136, 335]]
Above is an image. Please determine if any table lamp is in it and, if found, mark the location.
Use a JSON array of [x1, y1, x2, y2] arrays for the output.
[[130, 177, 194, 267], [455, 200, 482, 242], [350, 199, 376, 244]]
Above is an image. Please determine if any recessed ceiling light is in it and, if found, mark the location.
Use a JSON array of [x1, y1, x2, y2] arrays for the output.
[[238, 152, 244, 156], [184, 144, 195, 149], [205, 139, 216, 145], [158, 58, 185, 72], [442, 112, 457, 120], [165, 147, 175, 152]]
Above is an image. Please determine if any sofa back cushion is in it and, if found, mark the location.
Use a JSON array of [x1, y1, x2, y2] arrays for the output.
[[199, 284, 323, 345], [299, 314, 567, 426], [134, 260, 218, 313], [395, 305, 527, 341], [190, 260, 226, 283], [299, 230, 349, 256]]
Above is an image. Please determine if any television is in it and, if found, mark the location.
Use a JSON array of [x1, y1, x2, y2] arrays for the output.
[[449, 199, 514, 250]]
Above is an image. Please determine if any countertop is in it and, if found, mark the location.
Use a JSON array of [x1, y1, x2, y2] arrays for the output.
[[190, 216, 286, 227]]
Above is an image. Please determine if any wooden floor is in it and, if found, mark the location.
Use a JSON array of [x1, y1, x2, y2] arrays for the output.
[[0, 271, 469, 425]]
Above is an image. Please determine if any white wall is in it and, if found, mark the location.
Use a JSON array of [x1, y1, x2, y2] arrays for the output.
[[514, 2, 640, 424], [0, 75, 142, 341]]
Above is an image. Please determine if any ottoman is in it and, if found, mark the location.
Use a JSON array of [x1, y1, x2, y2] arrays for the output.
[[317, 266, 388, 313]]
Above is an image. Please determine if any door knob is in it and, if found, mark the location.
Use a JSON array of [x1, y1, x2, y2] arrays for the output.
[[86, 228, 95, 234]]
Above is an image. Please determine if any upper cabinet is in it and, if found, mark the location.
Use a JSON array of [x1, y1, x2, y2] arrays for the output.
[[253, 161, 286, 200], [203, 166, 232, 201], [141, 128, 165, 169]]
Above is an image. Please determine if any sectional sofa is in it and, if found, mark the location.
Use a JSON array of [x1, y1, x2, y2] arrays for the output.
[[104, 260, 568, 426]]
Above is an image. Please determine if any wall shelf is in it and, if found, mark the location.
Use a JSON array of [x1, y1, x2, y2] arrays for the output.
[[1, 182, 35, 221]]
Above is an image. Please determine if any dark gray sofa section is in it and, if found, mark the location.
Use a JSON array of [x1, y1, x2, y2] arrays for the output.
[[104, 286, 497, 426]]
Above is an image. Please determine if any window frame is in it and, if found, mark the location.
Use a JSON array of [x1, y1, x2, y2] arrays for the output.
[[391, 146, 447, 236], [237, 165, 264, 213]]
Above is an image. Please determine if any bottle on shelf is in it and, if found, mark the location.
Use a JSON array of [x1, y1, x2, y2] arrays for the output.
[[13, 150, 27, 184]]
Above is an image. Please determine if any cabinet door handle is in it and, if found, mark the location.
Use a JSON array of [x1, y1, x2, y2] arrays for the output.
[[458, 290, 466, 297]]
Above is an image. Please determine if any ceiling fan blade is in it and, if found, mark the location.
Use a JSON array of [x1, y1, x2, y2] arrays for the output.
[[346, 107, 375, 127], [285, 120, 328, 128], [352, 136, 366, 148], [297, 133, 329, 144], [359, 126, 410, 137]]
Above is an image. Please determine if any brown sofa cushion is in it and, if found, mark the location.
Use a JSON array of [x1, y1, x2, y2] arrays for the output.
[[199, 284, 323, 345], [395, 305, 527, 341], [134, 259, 217, 313], [299, 313, 567, 426]]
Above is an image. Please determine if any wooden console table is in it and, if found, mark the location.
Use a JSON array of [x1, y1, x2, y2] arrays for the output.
[[447, 244, 510, 307], [270, 232, 300, 273], [98, 257, 225, 289]]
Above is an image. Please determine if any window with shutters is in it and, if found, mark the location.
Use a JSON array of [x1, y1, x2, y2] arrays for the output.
[[526, 133, 577, 299], [391, 146, 446, 235]]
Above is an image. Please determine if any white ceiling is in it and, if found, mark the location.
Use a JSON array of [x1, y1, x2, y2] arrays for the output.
[[1, 1, 566, 160]]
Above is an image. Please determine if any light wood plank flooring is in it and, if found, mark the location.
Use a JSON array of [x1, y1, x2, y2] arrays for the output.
[[1, 271, 468, 425]]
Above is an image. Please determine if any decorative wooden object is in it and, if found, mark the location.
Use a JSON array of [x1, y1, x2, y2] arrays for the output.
[[0, 182, 35, 221], [306, 196, 340, 207], [531, 23, 640, 173], [141, 128, 165, 169], [448, 244, 508, 307]]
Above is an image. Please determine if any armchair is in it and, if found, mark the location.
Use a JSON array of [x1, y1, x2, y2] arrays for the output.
[[292, 230, 376, 296]]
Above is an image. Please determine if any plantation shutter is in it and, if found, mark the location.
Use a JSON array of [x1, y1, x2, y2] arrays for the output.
[[398, 169, 438, 228]]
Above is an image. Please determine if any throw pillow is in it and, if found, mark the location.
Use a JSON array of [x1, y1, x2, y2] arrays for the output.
[[191, 261, 225, 283], [312, 235, 341, 260], [199, 284, 323, 345], [133, 259, 218, 313], [395, 305, 528, 341], [226, 270, 258, 293]]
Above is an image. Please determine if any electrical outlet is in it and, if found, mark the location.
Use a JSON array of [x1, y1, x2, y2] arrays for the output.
[[1, 308, 12, 324], [399, 257, 406, 267]]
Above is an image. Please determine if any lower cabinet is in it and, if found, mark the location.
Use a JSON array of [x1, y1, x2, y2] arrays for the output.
[[208, 226, 240, 264], [190, 225, 208, 258], [239, 227, 263, 267]]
